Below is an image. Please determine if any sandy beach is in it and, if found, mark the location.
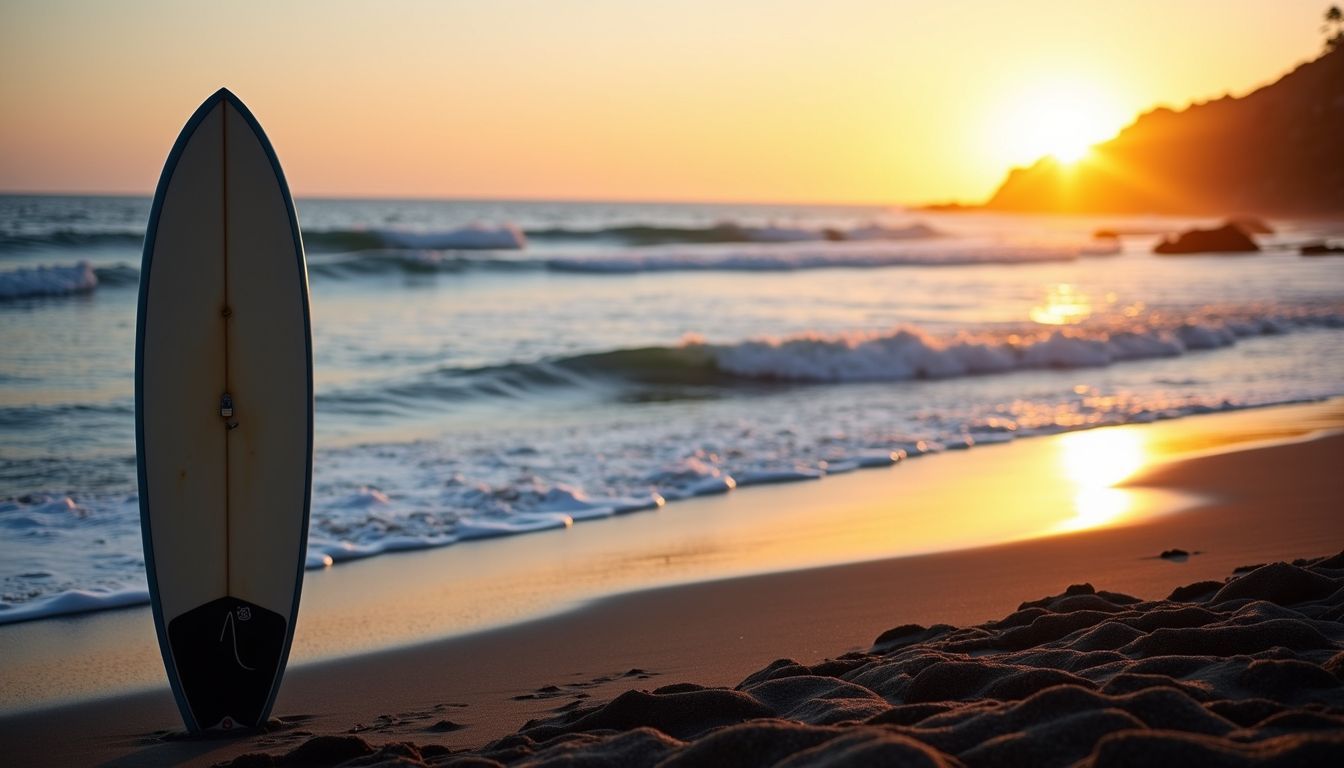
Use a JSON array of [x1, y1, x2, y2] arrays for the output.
[[4, 6, 1343, 767], [2, 401, 1341, 766]]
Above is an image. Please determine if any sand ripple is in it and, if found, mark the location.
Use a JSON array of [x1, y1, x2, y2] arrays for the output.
[[227, 553, 1344, 766]]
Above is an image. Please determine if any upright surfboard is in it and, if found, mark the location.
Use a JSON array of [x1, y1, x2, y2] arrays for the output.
[[136, 88, 312, 732]]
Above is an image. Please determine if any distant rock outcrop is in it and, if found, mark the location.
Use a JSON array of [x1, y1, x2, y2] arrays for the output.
[[1155, 224, 1260, 254], [978, 47, 1344, 216], [1301, 241, 1344, 255]]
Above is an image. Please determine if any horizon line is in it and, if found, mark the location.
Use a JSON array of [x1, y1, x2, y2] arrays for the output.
[[0, 188, 948, 210]]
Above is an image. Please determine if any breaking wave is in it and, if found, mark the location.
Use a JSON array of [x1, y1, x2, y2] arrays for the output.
[[0, 262, 98, 300], [305, 224, 527, 252], [316, 308, 1344, 413], [527, 221, 941, 246], [0, 221, 939, 255], [0, 262, 141, 301], [9, 240, 1118, 295], [544, 241, 1111, 272]]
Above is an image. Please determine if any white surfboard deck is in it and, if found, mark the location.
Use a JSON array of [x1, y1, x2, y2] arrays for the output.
[[136, 88, 312, 732]]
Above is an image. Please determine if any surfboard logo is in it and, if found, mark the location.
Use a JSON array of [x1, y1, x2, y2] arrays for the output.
[[220, 610, 257, 671]]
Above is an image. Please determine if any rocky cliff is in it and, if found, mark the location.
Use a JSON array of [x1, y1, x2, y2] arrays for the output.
[[980, 48, 1344, 215]]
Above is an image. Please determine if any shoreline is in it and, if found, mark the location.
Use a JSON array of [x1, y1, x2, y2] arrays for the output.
[[1, 399, 1342, 714], [1, 402, 1342, 765], [6, 394, 1334, 632]]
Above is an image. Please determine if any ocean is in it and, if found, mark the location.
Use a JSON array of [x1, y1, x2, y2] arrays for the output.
[[2, 194, 1343, 624]]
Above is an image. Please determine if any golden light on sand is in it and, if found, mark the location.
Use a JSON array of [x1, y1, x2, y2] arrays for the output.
[[1056, 428, 1148, 531], [994, 80, 1126, 168], [1030, 284, 1093, 325]]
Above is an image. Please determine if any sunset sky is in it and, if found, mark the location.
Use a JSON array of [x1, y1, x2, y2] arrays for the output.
[[0, 0, 1328, 204]]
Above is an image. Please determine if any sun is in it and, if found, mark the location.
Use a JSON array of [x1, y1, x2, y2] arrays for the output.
[[993, 79, 1126, 167], [1029, 106, 1097, 163]]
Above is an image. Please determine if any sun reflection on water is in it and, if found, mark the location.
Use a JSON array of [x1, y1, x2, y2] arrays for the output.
[[1055, 428, 1147, 532], [1030, 283, 1093, 325]]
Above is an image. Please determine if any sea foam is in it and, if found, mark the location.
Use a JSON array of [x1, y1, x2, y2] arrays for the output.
[[524, 221, 941, 246], [373, 224, 527, 250], [353, 309, 1341, 398], [545, 241, 1103, 273], [0, 219, 939, 253], [0, 261, 97, 300], [705, 313, 1336, 383], [0, 588, 150, 624]]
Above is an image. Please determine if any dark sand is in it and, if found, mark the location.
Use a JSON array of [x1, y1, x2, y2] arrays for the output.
[[229, 553, 1344, 767], [2, 429, 1341, 766]]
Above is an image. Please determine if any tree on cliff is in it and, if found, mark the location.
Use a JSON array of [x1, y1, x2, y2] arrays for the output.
[[1326, 5, 1343, 50]]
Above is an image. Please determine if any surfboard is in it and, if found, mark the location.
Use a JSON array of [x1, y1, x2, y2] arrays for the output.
[[136, 88, 313, 732]]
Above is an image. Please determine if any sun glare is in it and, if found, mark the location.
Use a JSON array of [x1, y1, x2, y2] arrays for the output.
[[1030, 283, 1093, 325], [994, 80, 1126, 167], [1055, 429, 1148, 532]]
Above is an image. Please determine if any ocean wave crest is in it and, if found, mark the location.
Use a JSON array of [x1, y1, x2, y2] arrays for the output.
[[528, 221, 941, 246], [312, 308, 1344, 416], [696, 312, 1342, 382], [0, 221, 941, 255], [300, 239, 1111, 277], [0, 262, 142, 301], [0, 230, 142, 251], [304, 222, 940, 254], [0, 261, 98, 300], [0, 225, 529, 255], [304, 225, 527, 252], [545, 241, 1110, 272]]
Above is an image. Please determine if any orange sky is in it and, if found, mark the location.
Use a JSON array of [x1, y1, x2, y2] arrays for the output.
[[0, 1, 1329, 204]]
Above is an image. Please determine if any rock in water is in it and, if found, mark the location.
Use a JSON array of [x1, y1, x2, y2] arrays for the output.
[[1301, 242, 1344, 256], [1155, 224, 1259, 254]]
